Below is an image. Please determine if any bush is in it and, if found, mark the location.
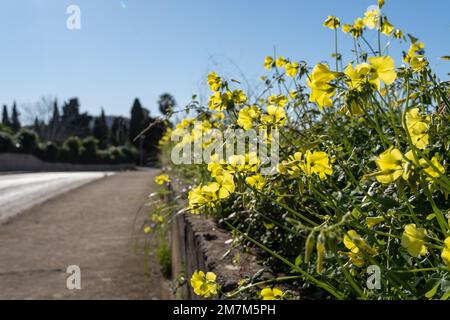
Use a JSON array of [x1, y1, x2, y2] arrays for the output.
[[108, 147, 126, 164], [0, 124, 12, 134], [96, 149, 114, 164], [120, 144, 139, 163], [15, 129, 39, 154], [81, 136, 99, 164], [63, 136, 85, 163], [38, 142, 60, 162], [0, 131, 16, 153]]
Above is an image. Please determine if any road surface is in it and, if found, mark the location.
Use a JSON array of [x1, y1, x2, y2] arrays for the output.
[[0, 170, 170, 299], [0, 172, 114, 223]]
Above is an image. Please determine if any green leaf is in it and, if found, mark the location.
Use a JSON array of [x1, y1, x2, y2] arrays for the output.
[[440, 290, 450, 300], [425, 281, 440, 299], [407, 33, 418, 44], [440, 56, 450, 61], [352, 208, 362, 219], [295, 254, 303, 266], [426, 214, 436, 221]]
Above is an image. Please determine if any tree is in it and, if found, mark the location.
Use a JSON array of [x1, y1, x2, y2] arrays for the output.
[[50, 100, 60, 127], [93, 108, 109, 149], [111, 116, 128, 146], [33, 117, 41, 136], [48, 99, 61, 141], [61, 98, 92, 139], [11, 102, 21, 133], [129, 98, 144, 143], [2, 105, 10, 127], [158, 93, 176, 116]]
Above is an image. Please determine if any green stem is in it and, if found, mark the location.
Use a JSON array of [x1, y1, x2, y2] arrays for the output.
[[222, 218, 345, 299]]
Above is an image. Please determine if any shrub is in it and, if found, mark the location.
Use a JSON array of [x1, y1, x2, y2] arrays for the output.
[[63, 136, 85, 163], [81, 136, 99, 164], [15, 129, 39, 154], [0, 124, 12, 134], [120, 144, 139, 163], [107, 147, 121, 164], [40, 142, 60, 162], [0, 131, 16, 153], [97, 149, 114, 164]]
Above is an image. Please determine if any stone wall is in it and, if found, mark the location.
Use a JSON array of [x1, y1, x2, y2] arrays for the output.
[[170, 212, 269, 299], [0, 153, 135, 172]]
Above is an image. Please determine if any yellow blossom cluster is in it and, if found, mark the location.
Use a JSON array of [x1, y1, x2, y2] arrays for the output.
[[278, 150, 333, 180]]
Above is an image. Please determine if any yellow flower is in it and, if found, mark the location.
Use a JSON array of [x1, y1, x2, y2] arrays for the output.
[[394, 29, 403, 39], [289, 89, 298, 100], [344, 230, 378, 255], [401, 224, 428, 257], [143, 226, 152, 233], [405, 108, 430, 149], [344, 230, 362, 254], [207, 72, 222, 92], [268, 94, 289, 107], [342, 231, 366, 267], [211, 112, 225, 120], [188, 184, 219, 212], [260, 287, 283, 300], [226, 152, 260, 173], [342, 24, 352, 33], [208, 91, 227, 111], [363, 8, 380, 29], [381, 16, 394, 36], [344, 18, 365, 38], [366, 216, 385, 228], [263, 222, 275, 230], [345, 62, 377, 90], [353, 17, 365, 38], [208, 162, 224, 178], [374, 147, 404, 184], [306, 63, 337, 109], [226, 155, 245, 173], [261, 105, 287, 126], [304, 150, 333, 180], [323, 16, 340, 29], [420, 156, 445, 181], [237, 105, 260, 130], [264, 56, 274, 70], [154, 174, 169, 185], [232, 89, 247, 104], [284, 152, 306, 177], [406, 42, 425, 61], [368, 56, 397, 88], [190, 271, 219, 298], [152, 213, 164, 223], [275, 56, 287, 68], [378, 0, 385, 9], [285, 62, 299, 78], [441, 237, 450, 267], [246, 174, 266, 190], [404, 41, 425, 64], [409, 55, 428, 72], [215, 173, 235, 199]]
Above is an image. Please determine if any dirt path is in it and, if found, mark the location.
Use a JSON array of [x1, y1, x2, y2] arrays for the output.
[[0, 170, 171, 299]]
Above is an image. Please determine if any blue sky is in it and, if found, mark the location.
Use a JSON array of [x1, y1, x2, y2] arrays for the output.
[[0, 0, 449, 121]]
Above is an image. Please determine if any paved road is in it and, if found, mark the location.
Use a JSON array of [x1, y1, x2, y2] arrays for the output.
[[0, 170, 170, 299], [0, 172, 114, 223]]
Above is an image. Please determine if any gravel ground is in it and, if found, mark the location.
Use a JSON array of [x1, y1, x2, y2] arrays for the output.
[[0, 170, 171, 299]]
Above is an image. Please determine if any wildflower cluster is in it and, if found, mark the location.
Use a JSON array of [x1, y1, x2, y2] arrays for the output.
[[157, 1, 450, 300]]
